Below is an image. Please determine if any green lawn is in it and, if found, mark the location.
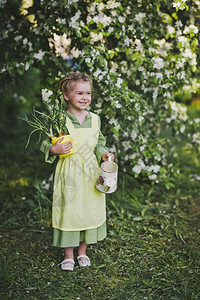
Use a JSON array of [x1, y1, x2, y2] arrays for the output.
[[0, 117, 200, 300]]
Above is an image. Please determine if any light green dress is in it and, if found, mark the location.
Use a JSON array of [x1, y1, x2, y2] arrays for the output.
[[40, 111, 108, 247]]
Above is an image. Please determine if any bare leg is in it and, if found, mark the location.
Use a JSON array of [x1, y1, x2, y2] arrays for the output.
[[64, 247, 74, 260], [77, 242, 90, 266], [78, 241, 87, 257], [60, 247, 75, 271]]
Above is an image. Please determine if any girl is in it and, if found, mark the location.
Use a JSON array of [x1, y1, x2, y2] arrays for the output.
[[40, 72, 114, 271]]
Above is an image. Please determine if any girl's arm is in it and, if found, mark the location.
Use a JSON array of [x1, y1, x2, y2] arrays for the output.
[[94, 117, 114, 163], [40, 139, 57, 163], [40, 138, 72, 162]]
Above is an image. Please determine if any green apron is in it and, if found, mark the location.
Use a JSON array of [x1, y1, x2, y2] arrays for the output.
[[52, 112, 106, 231]]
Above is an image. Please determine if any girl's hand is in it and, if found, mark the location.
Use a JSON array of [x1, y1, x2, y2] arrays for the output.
[[50, 138, 72, 156], [102, 152, 114, 162]]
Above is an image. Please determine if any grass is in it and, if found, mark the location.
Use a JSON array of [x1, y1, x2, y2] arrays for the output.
[[0, 116, 200, 300]]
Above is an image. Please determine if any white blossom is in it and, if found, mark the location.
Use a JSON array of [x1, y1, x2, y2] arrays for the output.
[[128, 25, 135, 33], [152, 57, 164, 69], [34, 50, 45, 60], [122, 141, 132, 150], [25, 62, 30, 71], [28, 42, 33, 51], [192, 133, 200, 144], [135, 12, 146, 23], [0, 67, 6, 73], [58, 18, 66, 25], [98, 3, 104, 11], [194, 118, 200, 124], [90, 32, 103, 42], [135, 80, 140, 86], [155, 73, 163, 79], [0, 0, 6, 8], [49, 174, 53, 181], [161, 84, 170, 89], [149, 174, 157, 180], [116, 78, 123, 88], [67, 0, 79, 5], [23, 38, 28, 45], [182, 48, 193, 58], [69, 11, 81, 30], [118, 16, 125, 23], [177, 71, 186, 79], [111, 10, 117, 17], [153, 87, 159, 102], [135, 39, 143, 52], [140, 145, 145, 152], [14, 35, 22, 42], [183, 24, 198, 34], [109, 118, 118, 126], [131, 130, 137, 140], [106, 0, 121, 9], [92, 13, 112, 27], [146, 165, 161, 173], [108, 27, 114, 33], [176, 21, 183, 28], [173, 2, 181, 8], [167, 25, 175, 35], [42, 180, 50, 190], [138, 159, 145, 169], [85, 57, 91, 64], [176, 58, 186, 69], [139, 116, 144, 122], [114, 100, 122, 108], [42, 89, 53, 104], [124, 37, 130, 47], [132, 165, 142, 174], [178, 36, 187, 44], [180, 125, 185, 133]]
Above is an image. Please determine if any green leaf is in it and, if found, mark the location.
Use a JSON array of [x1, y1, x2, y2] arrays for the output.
[[76, 31, 82, 38], [172, 12, 178, 20], [132, 217, 143, 221], [97, 22, 104, 29], [165, 182, 175, 190], [17, 67, 24, 75], [112, 127, 119, 138]]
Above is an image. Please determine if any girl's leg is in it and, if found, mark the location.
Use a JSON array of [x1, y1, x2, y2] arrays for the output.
[[77, 242, 91, 266], [78, 241, 87, 256], [64, 247, 74, 260], [61, 247, 75, 271]]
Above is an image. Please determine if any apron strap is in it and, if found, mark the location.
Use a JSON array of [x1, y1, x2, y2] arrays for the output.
[[65, 117, 76, 140], [90, 112, 99, 132]]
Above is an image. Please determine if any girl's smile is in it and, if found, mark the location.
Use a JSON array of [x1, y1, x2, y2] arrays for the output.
[[64, 81, 92, 112]]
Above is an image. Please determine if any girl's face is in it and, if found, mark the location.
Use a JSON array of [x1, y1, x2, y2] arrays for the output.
[[64, 81, 92, 111]]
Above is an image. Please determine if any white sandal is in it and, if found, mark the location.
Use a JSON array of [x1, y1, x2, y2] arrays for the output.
[[58, 258, 75, 271], [77, 255, 91, 267]]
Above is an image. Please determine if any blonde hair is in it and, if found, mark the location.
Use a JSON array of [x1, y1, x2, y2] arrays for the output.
[[60, 72, 92, 96]]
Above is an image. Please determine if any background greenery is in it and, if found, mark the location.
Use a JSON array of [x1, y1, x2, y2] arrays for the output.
[[0, 0, 200, 299]]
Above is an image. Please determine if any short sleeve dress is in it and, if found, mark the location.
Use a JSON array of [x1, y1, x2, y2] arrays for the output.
[[40, 111, 108, 248]]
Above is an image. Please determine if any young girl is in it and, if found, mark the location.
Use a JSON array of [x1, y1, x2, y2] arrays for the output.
[[40, 72, 114, 271]]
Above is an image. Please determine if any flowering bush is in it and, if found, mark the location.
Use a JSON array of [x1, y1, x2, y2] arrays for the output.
[[21, 89, 69, 147], [1, 0, 199, 187]]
